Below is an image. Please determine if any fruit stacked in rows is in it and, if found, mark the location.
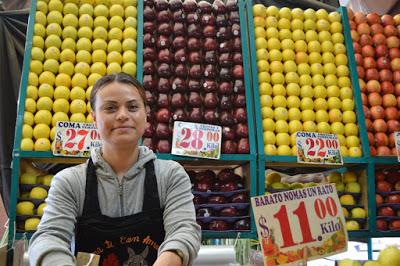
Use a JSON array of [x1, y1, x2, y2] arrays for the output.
[[327, 171, 367, 230], [375, 169, 400, 231], [21, 0, 138, 151], [17, 172, 53, 231], [252, 5, 362, 157], [141, 0, 249, 154], [339, 245, 400, 266], [189, 168, 250, 231], [349, 11, 400, 156]]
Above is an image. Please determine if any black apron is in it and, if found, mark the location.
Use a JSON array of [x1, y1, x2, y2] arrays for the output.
[[75, 158, 165, 266]]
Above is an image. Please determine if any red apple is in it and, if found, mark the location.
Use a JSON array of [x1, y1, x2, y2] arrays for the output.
[[371, 106, 385, 119], [371, 23, 384, 34], [222, 140, 237, 153], [237, 138, 250, 153], [381, 81, 394, 94], [143, 75, 156, 91], [156, 123, 172, 139], [361, 45, 375, 57], [384, 25, 397, 37], [156, 139, 171, 152], [391, 58, 400, 71], [365, 68, 379, 81], [386, 194, 400, 204], [357, 23, 370, 35], [360, 34, 373, 46], [203, 109, 219, 124], [368, 132, 375, 145], [367, 13, 381, 25], [368, 92, 382, 107], [393, 70, 400, 83], [373, 119, 387, 132], [385, 107, 399, 120], [375, 132, 389, 146], [387, 119, 400, 132], [367, 80, 381, 93], [377, 57, 391, 70], [376, 181, 392, 192], [372, 33, 386, 45], [355, 53, 363, 66], [156, 10, 172, 23], [389, 220, 400, 230], [389, 47, 400, 59], [378, 206, 395, 216], [222, 126, 236, 140], [375, 44, 388, 57], [376, 219, 388, 231], [369, 146, 377, 156], [172, 22, 185, 36], [363, 57, 376, 69], [375, 171, 386, 181], [172, 109, 187, 121], [353, 42, 362, 53], [377, 146, 392, 156], [387, 36, 400, 48], [354, 12, 367, 24], [209, 220, 229, 231], [187, 38, 202, 51], [389, 133, 396, 147], [383, 94, 397, 107], [365, 118, 373, 130], [376, 194, 384, 205]]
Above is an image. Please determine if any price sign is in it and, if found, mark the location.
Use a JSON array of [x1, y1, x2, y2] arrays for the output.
[[251, 184, 348, 265], [395, 132, 400, 162], [53, 121, 101, 157], [296, 132, 343, 165], [171, 121, 221, 160]]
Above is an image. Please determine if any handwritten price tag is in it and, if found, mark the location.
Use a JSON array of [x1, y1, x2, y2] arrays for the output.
[[296, 132, 343, 165], [171, 121, 221, 159], [251, 184, 348, 265], [395, 132, 400, 162], [53, 122, 101, 157]]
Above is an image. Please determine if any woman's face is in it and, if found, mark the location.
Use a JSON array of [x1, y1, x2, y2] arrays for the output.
[[92, 82, 146, 149]]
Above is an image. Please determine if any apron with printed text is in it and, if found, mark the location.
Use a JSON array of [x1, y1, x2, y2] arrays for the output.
[[75, 158, 165, 266]]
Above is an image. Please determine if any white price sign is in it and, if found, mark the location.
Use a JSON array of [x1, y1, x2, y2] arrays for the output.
[[171, 121, 221, 159], [53, 122, 101, 157], [296, 132, 343, 165], [251, 184, 348, 265], [395, 131, 400, 162]]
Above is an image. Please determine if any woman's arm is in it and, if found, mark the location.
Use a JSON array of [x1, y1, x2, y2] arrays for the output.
[[28, 166, 82, 266], [156, 160, 201, 266]]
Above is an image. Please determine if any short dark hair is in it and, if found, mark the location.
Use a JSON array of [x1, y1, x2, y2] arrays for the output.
[[90, 73, 146, 111]]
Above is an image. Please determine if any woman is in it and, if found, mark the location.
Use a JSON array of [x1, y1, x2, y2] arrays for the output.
[[29, 73, 201, 266]]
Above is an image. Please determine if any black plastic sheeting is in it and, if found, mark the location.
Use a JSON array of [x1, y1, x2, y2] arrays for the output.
[[0, 9, 28, 213]]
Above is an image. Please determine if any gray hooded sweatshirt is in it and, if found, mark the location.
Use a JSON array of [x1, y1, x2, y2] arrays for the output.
[[28, 146, 201, 265]]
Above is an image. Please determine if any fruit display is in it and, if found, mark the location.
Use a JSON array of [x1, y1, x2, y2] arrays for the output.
[[251, 4, 363, 157], [348, 11, 400, 156], [338, 245, 400, 266], [141, 0, 251, 154], [16, 162, 53, 231], [327, 170, 368, 231], [375, 168, 400, 231], [21, 0, 138, 151], [188, 167, 250, 232], [265, 169, 368, 230]]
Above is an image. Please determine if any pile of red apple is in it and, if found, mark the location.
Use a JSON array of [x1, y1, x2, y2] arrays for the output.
[[349, 10, 400, 156], [188, 168, 250, 231], [375, 169, 400, 231], [141, 0, 250, 154]]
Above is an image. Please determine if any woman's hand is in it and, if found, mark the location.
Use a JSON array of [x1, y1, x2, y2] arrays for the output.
[[153, 251, 183, 266]]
